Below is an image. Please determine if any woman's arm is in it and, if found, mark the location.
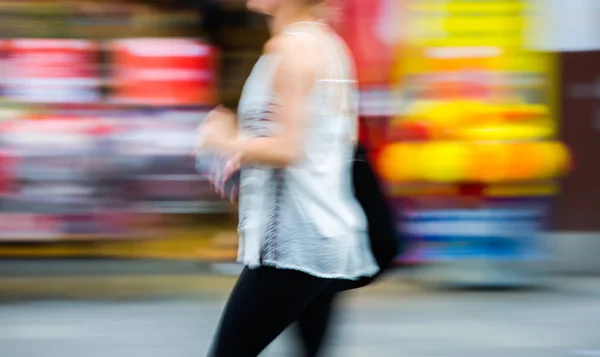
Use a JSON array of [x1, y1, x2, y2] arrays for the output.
[[220, 36, 319, 167]]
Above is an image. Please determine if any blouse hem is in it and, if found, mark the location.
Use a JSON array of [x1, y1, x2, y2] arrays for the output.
[[238, 258, 380, 281]]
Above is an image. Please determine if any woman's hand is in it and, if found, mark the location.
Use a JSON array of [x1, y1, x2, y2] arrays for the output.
[[210, 153, 242, 203], [221, 154, 242, 203], [196, 105, 237, 154]]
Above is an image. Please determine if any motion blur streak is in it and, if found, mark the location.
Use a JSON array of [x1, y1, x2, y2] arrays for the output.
[[0, 0, 600, 356]]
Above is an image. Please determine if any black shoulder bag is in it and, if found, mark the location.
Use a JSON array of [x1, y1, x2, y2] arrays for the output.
[[333, 144, 402, 292]]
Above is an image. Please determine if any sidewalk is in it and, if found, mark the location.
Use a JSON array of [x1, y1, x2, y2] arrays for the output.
[[2, 273, 600, 357]]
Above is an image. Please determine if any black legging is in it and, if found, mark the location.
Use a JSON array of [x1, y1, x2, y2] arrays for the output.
[[208, 266, 338, 357]]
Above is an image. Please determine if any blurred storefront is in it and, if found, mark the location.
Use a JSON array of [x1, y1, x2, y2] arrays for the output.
[[0, 0, 597, 279], [0, 0, 265, 261]]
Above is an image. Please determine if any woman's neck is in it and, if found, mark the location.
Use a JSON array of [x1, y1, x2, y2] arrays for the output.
[[269, 4, 321, 36]]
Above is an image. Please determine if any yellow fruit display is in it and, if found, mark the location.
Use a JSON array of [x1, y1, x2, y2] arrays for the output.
[[417, 141, 469, 182], [534, 141, 571, 178], [466, 142, 512, 183], [377, 143, 422, 182], [468, 141, 570, 182]]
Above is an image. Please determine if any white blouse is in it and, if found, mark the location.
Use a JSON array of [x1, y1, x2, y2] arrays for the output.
[[235, 24, 379, 280]]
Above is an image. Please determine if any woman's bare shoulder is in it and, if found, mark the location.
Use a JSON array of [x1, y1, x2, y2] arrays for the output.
[[262, 34, 320, 93], [263, 36, 284, 55], [264, 33, 316, 59]]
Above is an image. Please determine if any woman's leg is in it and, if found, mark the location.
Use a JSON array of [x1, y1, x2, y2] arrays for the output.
[[208, 266, 332, 357], [296, 291, 338, 357]]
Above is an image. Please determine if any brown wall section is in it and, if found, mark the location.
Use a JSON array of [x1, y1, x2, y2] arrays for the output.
[[552, 51, 600, 231]]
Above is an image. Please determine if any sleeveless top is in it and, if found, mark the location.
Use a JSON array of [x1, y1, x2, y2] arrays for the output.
[[236, 23, 380, 280]]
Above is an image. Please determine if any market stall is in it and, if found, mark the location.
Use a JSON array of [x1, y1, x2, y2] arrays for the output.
[[377, 0, 570, 286]]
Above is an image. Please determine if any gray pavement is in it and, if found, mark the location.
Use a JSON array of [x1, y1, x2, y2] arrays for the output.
[[1, 278, 600, 357]]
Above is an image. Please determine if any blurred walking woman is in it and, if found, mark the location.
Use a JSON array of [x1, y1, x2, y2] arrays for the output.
[[197, 0, 380, 355]]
